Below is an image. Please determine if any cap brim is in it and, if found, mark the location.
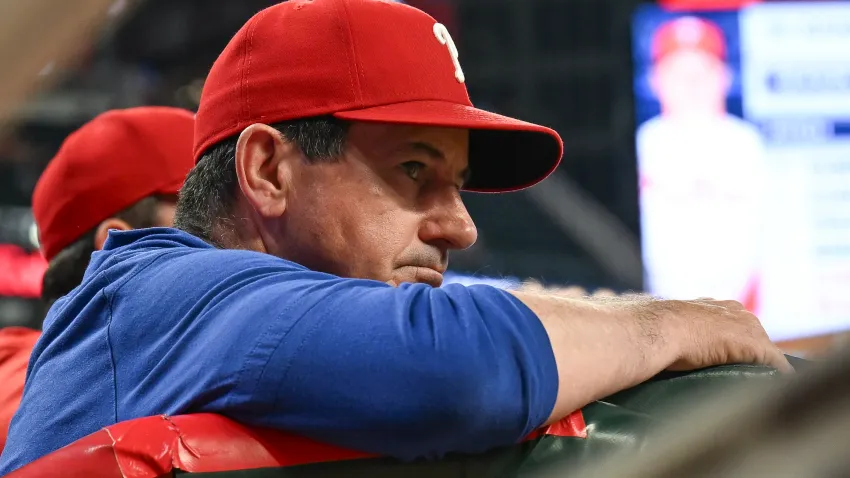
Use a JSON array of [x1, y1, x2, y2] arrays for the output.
[[334, 100, 563, 192]]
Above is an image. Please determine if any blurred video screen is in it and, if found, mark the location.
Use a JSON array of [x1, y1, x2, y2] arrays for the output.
[[442, 272, 521, 290], [633, 2, 850, 341]]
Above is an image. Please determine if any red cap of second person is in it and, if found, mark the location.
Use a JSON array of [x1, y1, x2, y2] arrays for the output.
[[33, 107, 195, 261]]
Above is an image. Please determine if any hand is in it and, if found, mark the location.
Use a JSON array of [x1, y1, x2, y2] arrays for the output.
[[655, 299, 793, 373]]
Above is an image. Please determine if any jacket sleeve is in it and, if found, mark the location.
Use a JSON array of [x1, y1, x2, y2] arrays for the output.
[[121, 254, 558, 460]]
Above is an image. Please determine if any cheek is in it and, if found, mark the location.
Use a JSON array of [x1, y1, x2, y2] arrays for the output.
[[365, 204, 420, 258], [283, 187, 415, 280], [345, 189, 421, 273], [332, 191, 423, 278]]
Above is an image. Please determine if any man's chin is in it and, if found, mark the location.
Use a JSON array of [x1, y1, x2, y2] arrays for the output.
[[390, 267, 444, 288]]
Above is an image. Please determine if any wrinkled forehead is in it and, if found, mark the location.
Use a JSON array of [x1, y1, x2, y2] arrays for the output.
[[345, 122, 470, 167]]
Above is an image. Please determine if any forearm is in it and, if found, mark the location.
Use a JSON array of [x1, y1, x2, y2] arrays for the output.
[[509, 291, 680, 424]]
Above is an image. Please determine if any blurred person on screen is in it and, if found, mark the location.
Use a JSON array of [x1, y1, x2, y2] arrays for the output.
[[637, 16, 767, 311]]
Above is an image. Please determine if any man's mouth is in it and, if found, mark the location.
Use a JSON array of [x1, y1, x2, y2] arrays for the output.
[[395, 266, 445, 287]]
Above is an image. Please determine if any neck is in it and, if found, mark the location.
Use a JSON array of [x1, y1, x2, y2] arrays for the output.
[[213, 201, 268, 254]]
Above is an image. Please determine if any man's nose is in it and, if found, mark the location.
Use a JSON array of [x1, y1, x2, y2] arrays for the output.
[[418, 193, 478, 251]]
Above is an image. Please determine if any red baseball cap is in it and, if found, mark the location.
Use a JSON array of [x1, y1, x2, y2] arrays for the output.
[[652, 16, 726, 62], [194, 0, 563, 192], [33, 107, 195, 262]]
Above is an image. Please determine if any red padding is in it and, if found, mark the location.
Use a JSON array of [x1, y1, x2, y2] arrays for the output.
[[6, 411, 587, 476], [534, 411, 587, 439], [6, 430, 124, 478], [120, 415, 379, 473]]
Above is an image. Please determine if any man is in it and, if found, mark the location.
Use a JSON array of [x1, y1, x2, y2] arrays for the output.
[[0, 1, 789, 474], [637, 16, 768, 311], [0, 106, 194, 452]]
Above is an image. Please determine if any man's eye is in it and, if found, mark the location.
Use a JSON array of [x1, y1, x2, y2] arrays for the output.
[[401, 161, 426, 181]]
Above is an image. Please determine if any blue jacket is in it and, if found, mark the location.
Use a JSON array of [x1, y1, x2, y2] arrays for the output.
[[0, 228, 557, 474]]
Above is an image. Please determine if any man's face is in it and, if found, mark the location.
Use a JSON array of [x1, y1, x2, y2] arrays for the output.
[[652, 49, 730, 117], [274, 123, 477, 287]]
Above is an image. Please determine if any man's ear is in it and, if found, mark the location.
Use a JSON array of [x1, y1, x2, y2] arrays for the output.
[[94, 218, 132, 251], [234, 123, 296, 219]]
